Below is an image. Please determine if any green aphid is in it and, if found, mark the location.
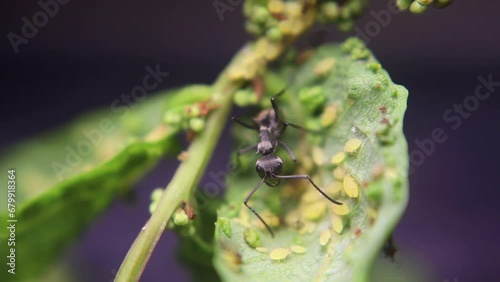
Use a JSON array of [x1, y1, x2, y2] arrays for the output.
[[245, 21, 263, 35], [189, 117, 205, 133], [217, 217, 232, 238], [410, 1, 427, 13], [149, 202, 158, 214], [164, 111, 183, 126], [367, 63, 382, 73], [350, 48, 370, 60], [342, 37, 366, 53], [173, 209, 189, 226], [266, 27, 283, 42], [244, 228, 262, 248], [251, 6, 270, 23], [396, 0, 412, 10], [150, 188, 163, 201], [321, 2, 340, 21], [416, 0, 433, 6], [298, 86, 326, 113], [234, 89, 258, 107]]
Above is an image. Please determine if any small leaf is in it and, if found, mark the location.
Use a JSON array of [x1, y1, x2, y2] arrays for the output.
[[214, 39, 409, 282], [0, 85, 212, 280]]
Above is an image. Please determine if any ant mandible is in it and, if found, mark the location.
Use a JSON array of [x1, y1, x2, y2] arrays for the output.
[[232, 89, 343, 237]]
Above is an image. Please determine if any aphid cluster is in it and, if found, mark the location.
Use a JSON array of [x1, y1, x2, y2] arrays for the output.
[[232, 90, 343, 237]]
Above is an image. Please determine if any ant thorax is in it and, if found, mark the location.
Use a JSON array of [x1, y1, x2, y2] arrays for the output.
[[257, 129, 277, 155]]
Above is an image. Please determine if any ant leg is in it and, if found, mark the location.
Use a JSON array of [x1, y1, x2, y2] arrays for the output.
[[232, 144, 257, 169], [274, 174, 343, 205], [244, 177, 275, 237], [284, 121, 320, 133], [231, 117, 259, 130], [278, 141, 297, 162], [238, 144, 257, 155]]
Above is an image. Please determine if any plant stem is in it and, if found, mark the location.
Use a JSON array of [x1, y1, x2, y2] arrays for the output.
[[114, 45, 248, 282], [116, 2, 319, 279]]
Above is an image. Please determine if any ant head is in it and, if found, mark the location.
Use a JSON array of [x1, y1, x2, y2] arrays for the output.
[[256, 155, 283, 179]]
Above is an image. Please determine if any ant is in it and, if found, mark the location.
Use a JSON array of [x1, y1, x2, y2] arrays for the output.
[[382, 235, 397, 262], [232, 89, 343, 237]]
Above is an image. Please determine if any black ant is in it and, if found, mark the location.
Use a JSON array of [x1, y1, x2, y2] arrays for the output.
[[232, 89, 343, 237], [382, 235, 397, 262]]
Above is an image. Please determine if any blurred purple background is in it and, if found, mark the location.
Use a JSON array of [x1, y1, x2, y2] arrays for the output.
[[1, 1, 500, 281]]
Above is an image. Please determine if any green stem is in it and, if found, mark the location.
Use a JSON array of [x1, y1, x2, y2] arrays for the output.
[[115, 46, 246, 282], [115, 2, 319, 279]]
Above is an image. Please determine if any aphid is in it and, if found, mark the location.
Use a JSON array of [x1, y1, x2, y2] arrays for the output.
[[180, 201, 196, 220], [232, 89, 343, 237], [220, 241, 243, 272], [269, 248, 290, 261], [319, 229, 331, 246]]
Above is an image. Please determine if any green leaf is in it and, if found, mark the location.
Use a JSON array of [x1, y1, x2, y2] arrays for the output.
[[0, 85, 212, 281], [213, 38, 409, 282]]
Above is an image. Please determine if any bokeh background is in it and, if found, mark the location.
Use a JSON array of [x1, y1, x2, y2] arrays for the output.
[[2, 1, 500, 281]]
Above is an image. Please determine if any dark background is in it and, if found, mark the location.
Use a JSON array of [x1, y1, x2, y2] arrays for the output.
[[2, 1, 500, 281]]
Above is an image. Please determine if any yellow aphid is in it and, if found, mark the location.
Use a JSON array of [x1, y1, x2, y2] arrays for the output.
[[228, 66, 246, 81], [222, 250, 242, 272], [325, 181, 343, 195], [255, 210, 280, 228], [299, 221, 316, 235], [301, 190, 321, 204], [343, 176, 359, 198], [268, 0, 285, 14], [344, 138, 362, 153], [145, 125, 168, 142], [333, 168, 345, 180], [290, 20, 305, 36], [284, 209, 302, 227], [256, 247, 268, 253], [385, 167, 398, 180], [240, 205, 250, 223], [270, 248, 290, 261], [314, 57, 336, 76], [300, 155, 314, 173], [332, 215, 344, 234], [264, 42, 282, 61], [312, 146, 325, 165], [285, 2, 302, 17], [319, 229, 331, 246], [367, 207, 378, 219], [331, 202, 350, 215], [371, 165, 384, 179], [331, 152, 346, 165], [290, 245, 306, 254], [278, 20, 294, 35], [282, 183, 296, 198], [177, 151, 189, 161], [255, 38, 270, 57], [321, 104, 337, 127], [233, 205, 250, 227], [326, 181, 343, 195], [303, 201, 327, 221]]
